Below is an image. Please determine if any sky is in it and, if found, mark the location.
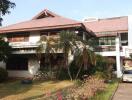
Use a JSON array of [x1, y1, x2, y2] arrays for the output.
[[2, 0, 132, 26]]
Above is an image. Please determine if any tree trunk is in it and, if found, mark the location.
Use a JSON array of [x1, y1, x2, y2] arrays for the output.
[[75, 65, 82, 80], [65, 53, 72, 81]]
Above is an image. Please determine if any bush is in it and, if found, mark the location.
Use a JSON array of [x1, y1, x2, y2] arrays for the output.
[[58, 60, 96, 80], [58, 68, 69, 80], [0, 68, 8, 82], [69, 60, 96, 80]]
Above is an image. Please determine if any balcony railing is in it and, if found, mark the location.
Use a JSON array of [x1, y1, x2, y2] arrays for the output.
[[12, 48, 37, 54], [9, 42, 40, 48], [95, 46, 116, 52]]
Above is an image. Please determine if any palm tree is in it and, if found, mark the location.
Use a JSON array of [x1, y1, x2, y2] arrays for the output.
[[57, 30, 97, 80], [57, 30, 78, 81], [37, 30, 97, 80], [36, 35, 58, 79], [74, 46, 96, 79]]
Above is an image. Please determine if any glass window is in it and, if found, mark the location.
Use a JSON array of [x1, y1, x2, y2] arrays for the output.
[[124, 70, 132, 74], [98, 37, 115, 46], [6, 56, 28, 70], [121, 33, 128, 46]]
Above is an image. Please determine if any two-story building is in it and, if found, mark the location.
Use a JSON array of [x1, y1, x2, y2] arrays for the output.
[[0, 9, 132, 78], [0, 9, 93, 78], [84, 16, 132, 77]]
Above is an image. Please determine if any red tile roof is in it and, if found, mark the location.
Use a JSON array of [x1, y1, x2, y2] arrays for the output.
[[0, 9, 83, 33], [83, 16, 128, 33]]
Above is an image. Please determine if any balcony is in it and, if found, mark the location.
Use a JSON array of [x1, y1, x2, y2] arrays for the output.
[[95, 46, 116, 52], [12, 48, 37, 54], [9, 42, 40, 48]]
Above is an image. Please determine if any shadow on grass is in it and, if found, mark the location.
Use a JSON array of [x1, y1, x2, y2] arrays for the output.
[[0, 79, 74, 100], [0, 79, 33, 99]]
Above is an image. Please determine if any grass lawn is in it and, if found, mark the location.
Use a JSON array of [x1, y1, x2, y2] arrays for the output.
[[0, 80, 74, 100], [90, 80, 119, 100]]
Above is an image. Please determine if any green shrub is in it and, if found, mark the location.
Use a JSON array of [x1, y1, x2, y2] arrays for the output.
[[69, 60, 96, 80], [58, 68, 69, 80], [0, 68, 8, 82]]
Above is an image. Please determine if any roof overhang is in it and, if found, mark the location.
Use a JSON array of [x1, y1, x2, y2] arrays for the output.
[[0, 23, 82, 34], [95, 30, 128, 37]]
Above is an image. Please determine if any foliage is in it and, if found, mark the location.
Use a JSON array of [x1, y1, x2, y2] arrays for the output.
[[95, 54, 107, 72], [57, 57, 96, 80], [33, 67, 57, 80], [57, 68, 69, 80], [57, 30, 81, 81], [0, 37, 12, 62], [90, 79, 118, 100], [0, 0, 15, 25], [57, 30, 97, 80], [37, 30, 98, 80], [95, 55, 116, 80], [42, 77, 118, 100], [74, 48, 96, 79], [36, 35, 58, 80], [0, 67, 8, 82], [65, 76, 106, 99], [130, 54, 132, 59]]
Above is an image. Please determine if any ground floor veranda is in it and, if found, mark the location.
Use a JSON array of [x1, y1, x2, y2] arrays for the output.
[[0, 53, 132, 78], [0, 53, 65, 78]]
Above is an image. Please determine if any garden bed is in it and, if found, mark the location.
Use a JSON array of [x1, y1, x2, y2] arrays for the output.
[[90, 79, 119, 100]]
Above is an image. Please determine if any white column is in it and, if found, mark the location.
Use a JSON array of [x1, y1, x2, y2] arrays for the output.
[[128, 15, 132, 48], [116, 35, 122, 78], [0, 61, 6, 69], [83, 32, 86, 40], [28, 56, 40, 76]]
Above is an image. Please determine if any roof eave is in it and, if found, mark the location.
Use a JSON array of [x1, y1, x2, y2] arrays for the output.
[[0, 23, 82, 34]]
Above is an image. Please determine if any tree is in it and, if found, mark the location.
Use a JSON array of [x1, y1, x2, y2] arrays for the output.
[[36, 35, 58, 79], [37, 30, 97, 81], [0, 36, 12, 62], [74, 47, 96, 79], [57, 30, 80, 80], [106, 57, 115, 80], [0, 0, 15, 26]]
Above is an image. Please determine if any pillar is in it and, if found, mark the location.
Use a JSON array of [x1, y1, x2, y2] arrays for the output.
[[116, 36, 122, 78], [83, 32, 86, 40]]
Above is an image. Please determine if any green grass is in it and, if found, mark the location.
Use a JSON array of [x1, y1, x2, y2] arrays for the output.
[[90, 80, 118, 100], [0, 80, 74, 100]]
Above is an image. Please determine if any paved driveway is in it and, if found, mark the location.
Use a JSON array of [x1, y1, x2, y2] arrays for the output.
[[112, 83, 132, 100]]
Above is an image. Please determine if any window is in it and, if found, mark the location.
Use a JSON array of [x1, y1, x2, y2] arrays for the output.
[[121, 33, 128, 46], [98, 37, 115, 46], [7, 34, 29, 42], [6, 56, 28, 70]]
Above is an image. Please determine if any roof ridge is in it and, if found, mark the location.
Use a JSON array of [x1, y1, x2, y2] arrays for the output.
[[32, 9, 61, 20]]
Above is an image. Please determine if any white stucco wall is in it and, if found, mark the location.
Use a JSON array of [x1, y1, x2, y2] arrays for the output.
[[128, 15, 132, 48], [8, 71, 32, 78], [29, 31, 40, 43], [28, 56, 40, 76], [0, 61, 6, 69]]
